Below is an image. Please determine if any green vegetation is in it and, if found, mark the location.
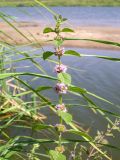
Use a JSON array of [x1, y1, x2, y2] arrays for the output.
[[0, 0, 120, 7]]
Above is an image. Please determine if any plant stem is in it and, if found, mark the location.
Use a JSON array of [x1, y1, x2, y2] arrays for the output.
[[59, 94, 62, 104]]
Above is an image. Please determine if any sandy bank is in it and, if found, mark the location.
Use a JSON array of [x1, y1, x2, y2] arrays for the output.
[[0, 21, 120, 50]]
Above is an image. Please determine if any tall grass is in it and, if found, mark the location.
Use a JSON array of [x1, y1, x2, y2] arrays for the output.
[[0, 2, 120, 160]]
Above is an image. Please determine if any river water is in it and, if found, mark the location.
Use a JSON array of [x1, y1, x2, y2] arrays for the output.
[[0, 7, 120, 159], [0, 6, 120, 27]]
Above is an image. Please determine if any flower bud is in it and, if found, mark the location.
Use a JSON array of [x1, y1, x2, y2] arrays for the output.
[[55, 145, 65, 153], [55, 83, 68, 94], [55, 103, 67, 112], [54, 64, 67, 73], [55, 124, 66, 132], [55, 47, 65, 56]]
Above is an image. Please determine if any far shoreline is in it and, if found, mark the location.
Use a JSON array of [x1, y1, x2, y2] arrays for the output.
[[0, 5, 120, 7], [1, 6, 120, 8], [0, 0, 120, 7], [0, 21, 120, 50]]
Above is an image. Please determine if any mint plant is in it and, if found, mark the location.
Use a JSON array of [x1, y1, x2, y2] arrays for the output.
[[42, 15, 117, 160], [43, 15, 73, 159]]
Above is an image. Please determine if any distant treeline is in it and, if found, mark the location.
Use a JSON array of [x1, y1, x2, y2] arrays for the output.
[[0, 0, 120, 7]]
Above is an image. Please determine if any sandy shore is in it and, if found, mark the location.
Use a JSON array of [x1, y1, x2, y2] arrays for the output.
[[0, 21, 120, 50]]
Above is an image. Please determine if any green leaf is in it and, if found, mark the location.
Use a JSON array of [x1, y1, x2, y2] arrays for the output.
[[33, 124, 53, 131], [58, 111, 72, 124], [18, 137, 55, 145], [68, 130, 92, 141], [62, 18, 67, 22], [96, 56, 120, 61], [69, 86, 87, 94], [35, 0, 57, 16], [0, 14, 31, 42], [59, 15, 62, 20], [43, 27, 54, 33], [54, 15, 57, 21], [14, 77, 50, 103], [64, 37, 120, 48], [58, 73, 71, 85], [61, 28, 74, 32], [69, 85, 112, 104], [54, 39, 63, 47], [80, 54, 120, 62], [64, 50, 80, 57], [43, 51, 54, 60], [5, 151, 17, 158], [0, 72, 57, 81], [49, 150, 66, 160], [87, 91, 112, 104], [36, 86, 52, 92]]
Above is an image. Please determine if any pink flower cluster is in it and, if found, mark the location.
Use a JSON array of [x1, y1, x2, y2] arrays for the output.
[[55, 103, 67, 112], [55, 47, 65, 56], [54, 64, 67, 73], [55, 83, 68, 94]]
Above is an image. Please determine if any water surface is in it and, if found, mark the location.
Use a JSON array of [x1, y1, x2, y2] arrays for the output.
[[0, 7, 120, 27]]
